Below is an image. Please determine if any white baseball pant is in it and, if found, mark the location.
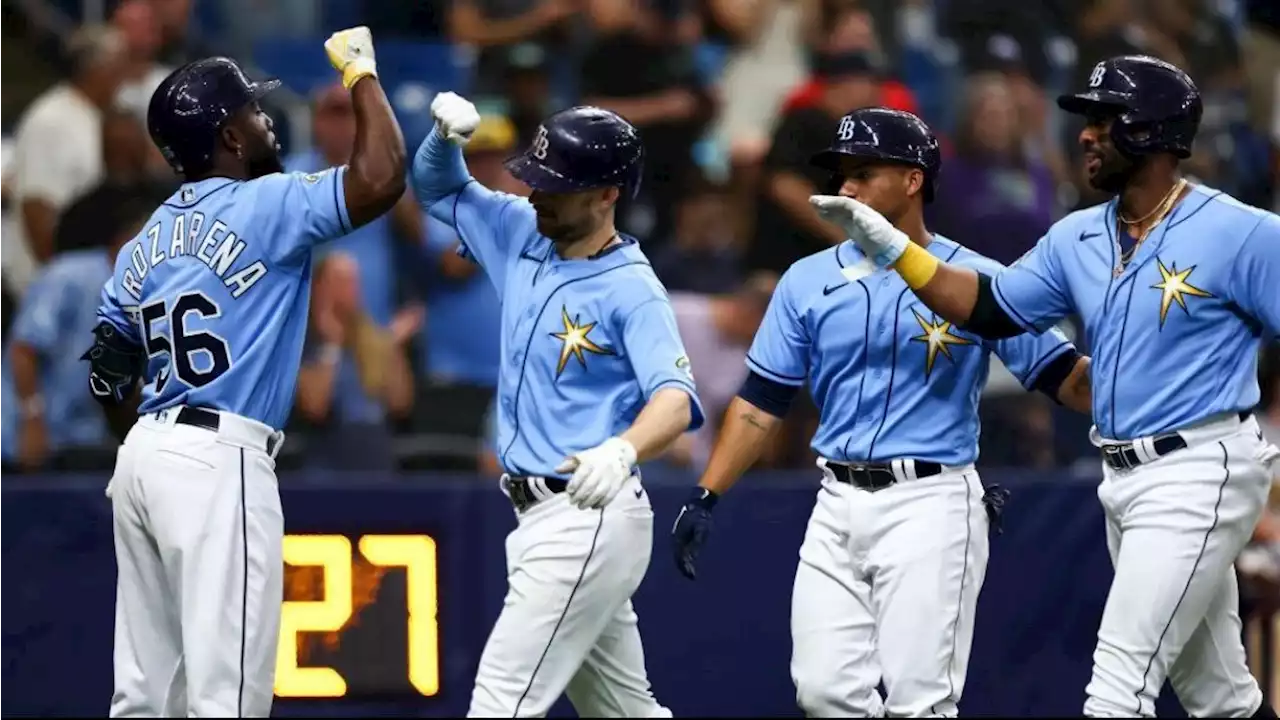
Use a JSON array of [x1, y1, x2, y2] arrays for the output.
[[1085, 412, 1277, 718], [791, 459, 991, 718], [468, 474, 670, 718], [109, 407, 285, 718]]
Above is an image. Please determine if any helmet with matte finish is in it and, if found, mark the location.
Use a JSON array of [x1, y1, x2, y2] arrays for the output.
[[810, 107, 942, 203], [504, 106, 644, 198], [1057, 54, 1202, 159], [147, 56, 281, 174]]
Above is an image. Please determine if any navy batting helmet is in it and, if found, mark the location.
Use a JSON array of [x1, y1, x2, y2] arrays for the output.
[[147, 57, 281, 175], [1057, 55, 1202, 159], [810, 107, 942, 203], [505, 106, 644, 198]]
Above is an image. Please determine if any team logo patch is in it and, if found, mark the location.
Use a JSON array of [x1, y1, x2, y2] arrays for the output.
[[909, 308, 974, 379], [550, 306, 614, 377], [676, 355, 694, 381], [1150, 257, 1213, 328]]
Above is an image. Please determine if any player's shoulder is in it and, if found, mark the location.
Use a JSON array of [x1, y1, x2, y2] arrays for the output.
[[249, 167, 341, 195], [1043, 201, 1110, 243], [600, 240, 670, 302], [774, 243, 846, 295], [1192, 185, 1279, 236]]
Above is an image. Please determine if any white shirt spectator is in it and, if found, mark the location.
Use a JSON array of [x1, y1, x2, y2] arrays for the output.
[[3, 84, 104, 292], [115, 65, 171, 122]]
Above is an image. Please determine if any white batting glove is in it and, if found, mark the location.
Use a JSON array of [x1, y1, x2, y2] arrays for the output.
[[558, 437, 638, 510], [430, 92, 480, 146], [810, 195, 911, 268], [324, 26, 378, 89]]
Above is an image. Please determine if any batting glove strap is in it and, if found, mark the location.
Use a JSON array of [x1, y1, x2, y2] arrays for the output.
[[685, 486, 719, 511]]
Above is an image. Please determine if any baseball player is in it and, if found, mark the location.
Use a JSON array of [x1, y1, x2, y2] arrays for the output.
[[813, 56, 1280, 719], [412, 92, 704, 717], [82, 30, 406, 717], [672, 107, 1092, 718]]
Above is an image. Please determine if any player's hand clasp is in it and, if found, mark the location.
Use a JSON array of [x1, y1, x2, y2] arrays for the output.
[[430, 92, 480, 146], [558, 437, 637, 510], [809, 195, 910, 268]]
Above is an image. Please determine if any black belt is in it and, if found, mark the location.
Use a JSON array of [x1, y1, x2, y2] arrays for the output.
[[174, 406, 281, 456], [828, 459, 943, 492], [505, 475, 568, 513], [1102, 411, 1251, 471]]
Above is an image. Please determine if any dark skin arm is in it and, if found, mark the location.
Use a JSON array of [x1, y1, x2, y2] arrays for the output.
[[103, 387, 142, 442], [343, 77, 407, 229]]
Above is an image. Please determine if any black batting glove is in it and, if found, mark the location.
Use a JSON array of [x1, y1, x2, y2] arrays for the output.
[[672, 486, 719, 580]]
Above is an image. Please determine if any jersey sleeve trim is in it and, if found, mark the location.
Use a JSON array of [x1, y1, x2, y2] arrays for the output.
[[991, 274, 1041, 334], [333, 166, 352, 234], [745, 353, 806, 386], [1016, 339, 1071, 388]]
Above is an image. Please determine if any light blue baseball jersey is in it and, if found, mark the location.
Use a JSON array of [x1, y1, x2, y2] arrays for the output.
[[419, 214, 502, 386], [410, 127, 705, 477], [285, 150, 398, 325], [96, 169, 354, 430], [2, 248, 113, 458], [748, 235, 1073, 466], [991, 184, 1280, 440]]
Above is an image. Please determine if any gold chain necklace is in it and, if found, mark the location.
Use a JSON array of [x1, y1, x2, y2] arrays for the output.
[[1113, 179, 1186, 276]]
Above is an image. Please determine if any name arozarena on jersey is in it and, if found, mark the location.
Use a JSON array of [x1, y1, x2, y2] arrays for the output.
[[120, 208, 268, 302]]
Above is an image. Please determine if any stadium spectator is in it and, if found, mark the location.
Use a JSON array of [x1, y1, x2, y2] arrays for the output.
[[749, 49, 881, 274], [285, 82, 424, 326], [487, 42, 557, 149], [1242, 0, 1280, 145], [650, 176, 744, 294], [111, 0, 171, 125], [295, 252, 421, 471], [54, 108, 175, 255], [1, 192, 151, 472], [446, 0, 581, 95], [665, 272, 774, 470], [580, 0, 717, 245], [4, 25, 126, 292], [781, 5, 919, 118], [413, 115, 514, 440], [928, 72, 1056, 267]]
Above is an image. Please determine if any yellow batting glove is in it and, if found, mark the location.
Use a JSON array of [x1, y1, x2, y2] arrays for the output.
[[324, 26, 378, 89]]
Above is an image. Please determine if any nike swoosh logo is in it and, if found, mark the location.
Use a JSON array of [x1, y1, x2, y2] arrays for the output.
[[634, 488, 643, 499], [823, 283, 846, 296], [1078, 231, 1102, 241]]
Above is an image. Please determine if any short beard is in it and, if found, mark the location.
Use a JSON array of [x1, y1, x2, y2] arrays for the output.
[[246, 150, 284, 179]]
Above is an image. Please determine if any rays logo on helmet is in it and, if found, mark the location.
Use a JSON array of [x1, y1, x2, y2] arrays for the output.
[[836, 115, 858, 142], [531, 126, 550, 160], [1088, 62, 1107, 88]]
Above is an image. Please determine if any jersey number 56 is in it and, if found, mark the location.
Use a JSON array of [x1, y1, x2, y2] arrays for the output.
[[140, 291, 232, 392]]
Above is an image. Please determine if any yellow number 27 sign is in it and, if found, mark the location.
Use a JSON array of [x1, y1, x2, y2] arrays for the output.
[[274, 534, 439, 698]]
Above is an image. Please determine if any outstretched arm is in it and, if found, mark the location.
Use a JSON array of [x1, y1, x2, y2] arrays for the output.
[[810, 195, 1074, 340]]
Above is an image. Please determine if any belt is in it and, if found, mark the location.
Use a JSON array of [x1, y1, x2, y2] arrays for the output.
[[828, 459, 943, 492], [1101, 410, 1251, 471], [175, 406, 281, 456], [504, 475, 568, 513]]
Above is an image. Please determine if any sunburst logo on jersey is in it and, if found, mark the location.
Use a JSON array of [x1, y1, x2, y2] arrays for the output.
[[1150, 258, 1213, 328], [551, 306, 614, 377], [910, 308, 974, 378]]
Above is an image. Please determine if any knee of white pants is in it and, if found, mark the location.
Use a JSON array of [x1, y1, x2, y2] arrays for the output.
[[793, 666, 884, 718]]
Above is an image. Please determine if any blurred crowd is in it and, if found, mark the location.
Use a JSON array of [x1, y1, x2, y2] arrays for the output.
[[1, 0, 1278, 513]]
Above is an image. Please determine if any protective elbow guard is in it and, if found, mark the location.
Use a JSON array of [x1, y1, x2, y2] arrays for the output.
[[81, 322, 143, 406]]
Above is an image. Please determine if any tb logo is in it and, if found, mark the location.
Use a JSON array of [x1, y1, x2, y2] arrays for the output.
[[531, 126, 550, 160], [836, 114, 857, 142], [1088, 62, 1107, 88]]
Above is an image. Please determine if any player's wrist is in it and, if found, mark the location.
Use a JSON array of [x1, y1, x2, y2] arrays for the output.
[[610, 436, 638, 466], [341, 57, 378, 89], [891, 241, 939, 290], [687, 486, 719, 510]]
